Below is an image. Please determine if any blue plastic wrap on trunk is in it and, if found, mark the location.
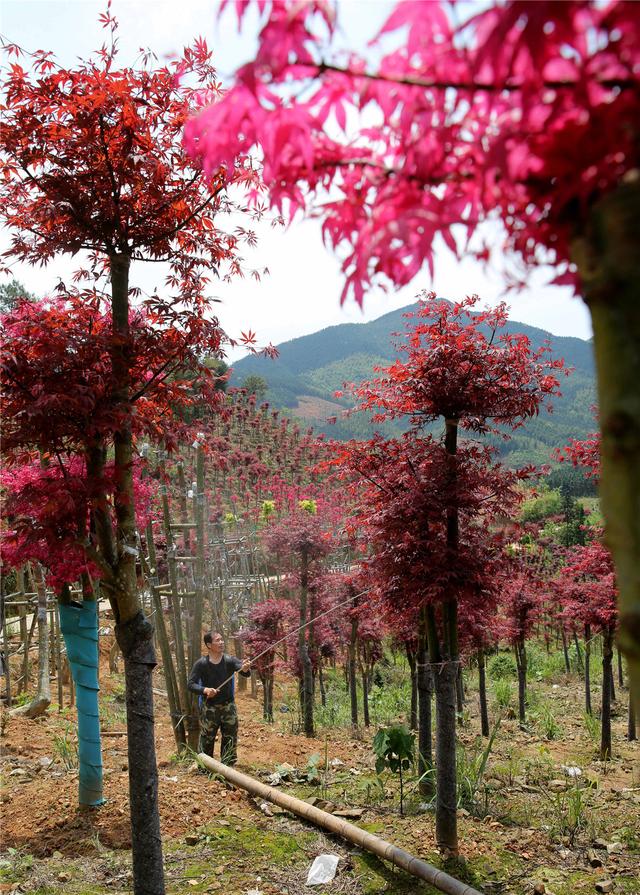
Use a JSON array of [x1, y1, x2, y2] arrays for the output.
[[58, 601, 105, 806]]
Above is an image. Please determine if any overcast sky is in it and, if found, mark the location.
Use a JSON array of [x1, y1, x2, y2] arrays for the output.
[[1, 0, 593, 360]]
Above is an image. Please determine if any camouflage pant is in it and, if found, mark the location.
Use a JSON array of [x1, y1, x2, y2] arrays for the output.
[[200, 701, 239, 765]]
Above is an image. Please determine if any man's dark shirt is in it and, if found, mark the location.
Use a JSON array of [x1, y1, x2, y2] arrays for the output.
[[188, 654, 250, 705]]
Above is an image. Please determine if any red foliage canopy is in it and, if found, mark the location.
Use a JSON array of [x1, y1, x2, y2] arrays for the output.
[[1, 294, 226, 462], [186, 1, 639, 302], [348, 295, 565, 433], [557, 543, 618, 632], [331, 433, 524, 631], [1, 21, 263, 302]]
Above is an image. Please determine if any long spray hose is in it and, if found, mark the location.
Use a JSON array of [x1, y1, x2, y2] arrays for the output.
[[213, 587, 372, 692]]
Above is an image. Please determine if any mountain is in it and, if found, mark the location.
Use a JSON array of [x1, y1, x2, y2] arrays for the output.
[[230, 303, 597, 466]]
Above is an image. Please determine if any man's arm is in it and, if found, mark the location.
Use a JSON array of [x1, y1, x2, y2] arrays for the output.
[[187, 659, 205, 695]]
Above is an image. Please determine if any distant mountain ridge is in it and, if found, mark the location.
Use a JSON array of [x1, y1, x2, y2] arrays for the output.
[[230, 303, 596, 466]]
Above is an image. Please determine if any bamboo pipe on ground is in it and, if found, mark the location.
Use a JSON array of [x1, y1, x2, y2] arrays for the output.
[[198, 754, 481, 895]]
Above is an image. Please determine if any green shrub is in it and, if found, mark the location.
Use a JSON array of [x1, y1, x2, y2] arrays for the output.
[[520, 487, 562, 522], [488, 653, 517, 680], [373, 725, 415, 815], [539, 651, 568, 681]]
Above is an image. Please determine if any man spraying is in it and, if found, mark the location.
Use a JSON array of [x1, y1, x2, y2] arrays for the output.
[[188, 631, 251, 765]]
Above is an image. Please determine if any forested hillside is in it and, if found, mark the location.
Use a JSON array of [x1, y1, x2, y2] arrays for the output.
[[231, 302, 596, 465]]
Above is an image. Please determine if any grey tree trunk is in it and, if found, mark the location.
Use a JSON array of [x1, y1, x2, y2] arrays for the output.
[[515, 641, 527, 726], [478, 648, 490, 738], [417, 617, 433, 796], [298, 551, 314, 738], [600, 626, 614, 761], [584, 624, 592, 716], [110, 253, 165, 895], [349, 618, 358, 727]]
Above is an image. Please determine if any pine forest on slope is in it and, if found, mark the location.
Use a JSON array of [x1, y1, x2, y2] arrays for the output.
[[230, 302, 596, 467]]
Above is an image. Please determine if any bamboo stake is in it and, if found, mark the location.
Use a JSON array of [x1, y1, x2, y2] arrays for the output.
[[143, 522, 185, 751], [18, 569, 28, 690], [160, 480, 191, 736], [198, 755, 481, 895], [2, 598, 12, 706], [53, 602, 63, 709]]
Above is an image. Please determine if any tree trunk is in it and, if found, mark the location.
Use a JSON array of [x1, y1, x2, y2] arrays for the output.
[[573, 632, 584, 672], [18, 569, 29, 692], [455, 664, 465, 723], [299, 551, 314, 738], [617, 648, 624, 688], [432, 655, 458, 855], [109, 253, 165, 895], [262, 670, 273, 722], [628, 684, 637, 742], [191, 448, 206, 677], [427, 419, 460, 856], [318, 664, 326, 707], [160, 477, 194, 749], [561, 627, 571, 674], [572, 180, 640, 717], [585, 624, 592, 716], [349, 617, 358, 727], [426, 601, 458, 856], [417, 610, 433, 795], [478, 648, 490, 738], [515, 641, 527, 726], [600, 626, 614, 761], [144, 522, 185, 751], [58, 580, 104, 806], [361, 669, 370, 728], [610, 663, 616, 702], [406, 645, 418, 731], [2, 592, 12, 707]]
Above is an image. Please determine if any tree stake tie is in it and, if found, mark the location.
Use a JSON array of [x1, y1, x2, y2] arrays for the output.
[[214, 587, 372, 692]]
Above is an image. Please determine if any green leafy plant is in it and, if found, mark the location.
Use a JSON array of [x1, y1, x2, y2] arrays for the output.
[[0, 848, 34, 884], [298, 498, 317, 515], [260, 499, 276, 521], [583, 711, 600, 741], [52, 723, 78, 770], [541, 782, 590, 846], [372, 725, 415, 815], [488, 654, 517, 680], [305, 752, 321, 784], [493, 679, 514, 710], [493, 745, 523, 786], [457, 721, 500, 815], [535, 702, 561, 740], [523, 746, 555, 786]]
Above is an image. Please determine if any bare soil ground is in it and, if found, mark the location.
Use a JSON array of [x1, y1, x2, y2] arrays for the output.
[[1, 638, 639, 895]]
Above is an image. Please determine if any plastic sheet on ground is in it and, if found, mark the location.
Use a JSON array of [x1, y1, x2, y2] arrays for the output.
[[306, 854, 340, 886]]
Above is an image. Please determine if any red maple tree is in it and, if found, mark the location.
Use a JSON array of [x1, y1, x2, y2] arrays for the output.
[[557, 544, 618, 759], [1, 15, 262, 889], [327, 296, 562, 854], [243, 598, 294, 722], [262, 504, 335, 738]]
